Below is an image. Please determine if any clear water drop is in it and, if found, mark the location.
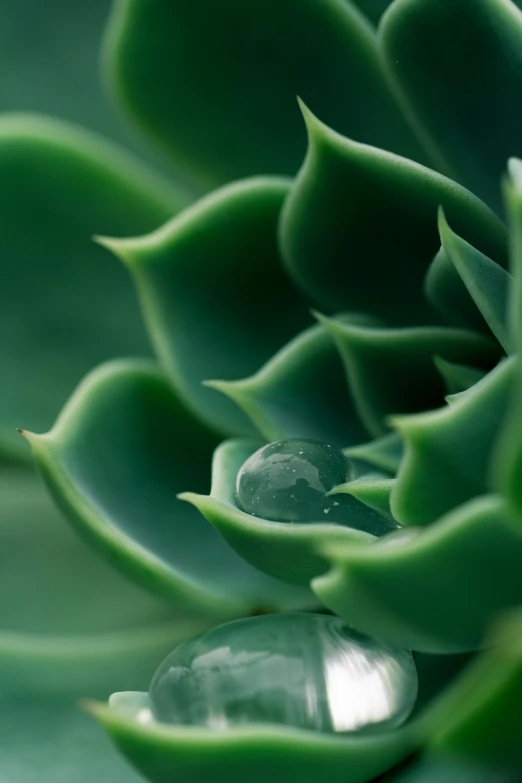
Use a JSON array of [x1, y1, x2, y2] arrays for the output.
[[150, 613, 418, 734], [236, 439, 397, 535]]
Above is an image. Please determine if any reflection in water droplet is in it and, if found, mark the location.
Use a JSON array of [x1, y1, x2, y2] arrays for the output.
[[236, 439, 397, 535], [150, 613, 418, 734]]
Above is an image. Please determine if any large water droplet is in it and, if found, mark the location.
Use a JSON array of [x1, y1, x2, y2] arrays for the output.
[[236, 438, 397, 535], [150, 613, 418, 734]]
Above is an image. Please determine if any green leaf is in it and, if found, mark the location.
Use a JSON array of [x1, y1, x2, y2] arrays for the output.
[[329, 473, 395, 520], [0, 0, 146, 159], [209, 324, 368, 446], [181, 438, 375, 587], [280, 106, 507, 321], [26, 360, 305, 616], [103, 0, 426, 191], [494, 162, 522, 511], [313, 495, 522, 653], [88, 690, 418, 783], [0, 114, 187, 461], [100, 178, 311, 436], [343, 432, 404, 476], [424, 247, 490, 335], [438, 211, 511, 353], [424, 610, 522, 770], [433, 357, 486, 396], [352, 1, 394, 26], [391, 358, 514, 526], [383, 754, 518, 783], [0, 469, 212, 783], [318, 314, 499, 437], [0, 702, 144, 783], [380, 0, 522, 214]]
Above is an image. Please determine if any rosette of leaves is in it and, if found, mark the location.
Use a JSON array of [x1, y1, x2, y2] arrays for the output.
[[4, 0, 522, 782]]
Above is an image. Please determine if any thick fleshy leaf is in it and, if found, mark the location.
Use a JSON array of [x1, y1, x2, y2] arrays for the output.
[[0, 114, 186, 460], [424, 610, 522, 770], [0, 468, 214, 783], [391, 359, 514, 526], [88, 691, 418, 783], [329, 474, 395, 520], [181, 438, 375, 586], [101, 178, 311, 436], [343, 433, 404, 476], [209, 324, 368, 446], [313, 495, 522, 653], [380, 0, 522, 214], [0, 468, 209, 699], [318, 315, 498, 436], [103, 0, 424, 191], [26, 360, 306, 615], [438, 212, 511, 353], [506, 159, 522, 347], [280, 108, 507, 320], [433, 357, 486, 396], [424, 247, 489, 334], [495, 163, 522, 511]]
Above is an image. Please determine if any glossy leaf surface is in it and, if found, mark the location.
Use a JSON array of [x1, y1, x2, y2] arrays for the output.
[[439, 212, 511, 353], [104, 0, 424, 190], [103, 178, 311, 436], [313, 495, 522, 653], [319, 315, 498, 436], [89, 691, 417, 783], [380, 0, 522, 214], [391, 359, 514, 525], [280, 108, 507, 320], [27, 361, 306, 615], [182, 438, 374, 586], [0, 114, 186, 459], [210, 324, 368, 446]]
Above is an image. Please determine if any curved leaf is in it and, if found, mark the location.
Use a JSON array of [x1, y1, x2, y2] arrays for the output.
[[101, 178, 311, 436], [88, 691, 418, 783], [103, 0, 424, 191], [391, 359, 514, 526], [313, 495, 522, 653], [181, 438, 376, 587], [380, 0, 522, 214], [343, 433, 404, 476], [0, 113, 186, 460], [424, 610, 522, 771], [438, 211, 511, 353], [26, 360, 306, 615], [330, 474, 395, 520], [280, 107, 507, 320], [424, 247, 489, 334], [433, 357, 486, 396], [0, 468, 208, 699], [209, 324, 368, 446], [318, 314, 499, 436], [495, 162, 522, 511]]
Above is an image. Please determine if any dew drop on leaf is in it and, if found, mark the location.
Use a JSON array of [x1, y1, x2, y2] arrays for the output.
[[235, 439, 397, 535], [149, 613, 418, 734]]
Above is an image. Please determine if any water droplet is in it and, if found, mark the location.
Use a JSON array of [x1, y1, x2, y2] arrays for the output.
[[236, 439, 397, 535], [150, 613, 418, 734]]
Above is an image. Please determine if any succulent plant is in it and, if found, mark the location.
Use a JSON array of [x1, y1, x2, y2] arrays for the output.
[[4, 0, 522, 781]]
